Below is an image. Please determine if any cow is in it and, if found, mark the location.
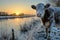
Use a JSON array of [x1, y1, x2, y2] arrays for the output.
[[31, 3, 60, 25], [31, 3, 60, 39]]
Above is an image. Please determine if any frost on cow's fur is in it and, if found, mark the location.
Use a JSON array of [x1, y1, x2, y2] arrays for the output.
[[31, 2, 60, 40]]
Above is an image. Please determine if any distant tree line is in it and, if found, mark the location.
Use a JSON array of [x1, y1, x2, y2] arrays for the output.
[[0, 12, 8, 16], [0, 12, 24, 16]]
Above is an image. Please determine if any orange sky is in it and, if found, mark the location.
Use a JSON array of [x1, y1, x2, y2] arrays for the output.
[[0, 5, 36, 15], [0, 0, 47, 15], [5, 7, 36, 15]]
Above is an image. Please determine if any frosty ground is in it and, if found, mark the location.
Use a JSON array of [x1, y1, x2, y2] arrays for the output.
[[0, 17, 47, 40]]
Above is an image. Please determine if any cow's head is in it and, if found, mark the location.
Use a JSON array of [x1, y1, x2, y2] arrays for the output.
[[31, 3, 50, 18]]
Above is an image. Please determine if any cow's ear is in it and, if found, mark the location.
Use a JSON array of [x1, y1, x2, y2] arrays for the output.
[[31, 5, 36, 10], [45, 3, 50, 8]]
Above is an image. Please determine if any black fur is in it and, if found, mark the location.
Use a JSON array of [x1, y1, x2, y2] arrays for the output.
[[31, 5, 36, 9], [45, 4, 50, 8], [42, 9, 50, 25]]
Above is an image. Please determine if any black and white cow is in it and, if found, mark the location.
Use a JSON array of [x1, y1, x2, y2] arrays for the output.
[[31, 3, 60, 40], [31, 3, 60, 25], [31, 3, 51, 26]]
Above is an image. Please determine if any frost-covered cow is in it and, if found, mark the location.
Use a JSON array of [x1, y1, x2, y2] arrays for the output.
[[31, 3, 60, 40], [31, 3, 60, 25], [31, 3, 51, 26]]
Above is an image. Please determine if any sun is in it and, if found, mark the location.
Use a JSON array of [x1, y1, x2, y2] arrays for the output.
[[15, 12, 20, 16], [16, 13, 19, 15]]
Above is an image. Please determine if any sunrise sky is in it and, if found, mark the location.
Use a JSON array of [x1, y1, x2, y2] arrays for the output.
[[0, 0, 48, 14]]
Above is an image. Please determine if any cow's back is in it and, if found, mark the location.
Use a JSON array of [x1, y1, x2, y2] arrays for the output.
[[49, 7, 60, 24]]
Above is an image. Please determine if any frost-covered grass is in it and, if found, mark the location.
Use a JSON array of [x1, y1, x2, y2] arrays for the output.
[[0, 17, 46, 40], [19, 17, 46, 40]]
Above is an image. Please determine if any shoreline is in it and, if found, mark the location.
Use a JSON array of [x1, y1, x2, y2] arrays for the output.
[[0, 16, 35, 19]]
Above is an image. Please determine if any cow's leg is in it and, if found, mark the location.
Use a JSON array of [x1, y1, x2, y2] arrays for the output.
[[55, 13, 60, 24], [42, 18, 51, 39]]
